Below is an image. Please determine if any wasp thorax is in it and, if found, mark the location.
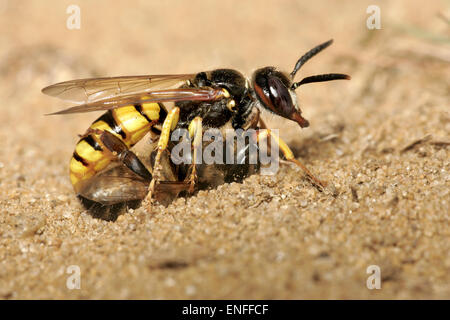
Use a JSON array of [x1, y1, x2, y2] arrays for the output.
[[252, 67, 309, 128]]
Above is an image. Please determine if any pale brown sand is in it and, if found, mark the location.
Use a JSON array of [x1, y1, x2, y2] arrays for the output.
[[0, 0, 449, 299]]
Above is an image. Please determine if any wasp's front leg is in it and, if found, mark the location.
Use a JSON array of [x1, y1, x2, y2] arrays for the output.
[[187, 116, 202, 193], [256, 129, 327, 190]]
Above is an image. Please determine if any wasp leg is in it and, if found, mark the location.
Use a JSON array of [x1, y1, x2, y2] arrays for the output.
[[145, 107, 180, 207], [256, 129, 326, 190], [94, 129, 152, 181], [258, 117, 274, 152], [187, 117, 202, 193]]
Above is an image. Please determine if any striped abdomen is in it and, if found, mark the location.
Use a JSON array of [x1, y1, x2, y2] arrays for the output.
[[69, 102, 167, 193]]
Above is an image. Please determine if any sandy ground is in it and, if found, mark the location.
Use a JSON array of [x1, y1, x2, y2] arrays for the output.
[[0, 0, 449, 299]]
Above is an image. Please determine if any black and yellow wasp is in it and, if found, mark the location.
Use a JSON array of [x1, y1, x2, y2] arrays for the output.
[[42, 39, 349, 219]]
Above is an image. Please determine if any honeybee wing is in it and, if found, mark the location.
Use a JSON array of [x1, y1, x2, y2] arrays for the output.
[[42, 73, 225, 115]]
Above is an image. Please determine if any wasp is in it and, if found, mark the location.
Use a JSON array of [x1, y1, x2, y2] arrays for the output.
[[42, 39, 350, 219]]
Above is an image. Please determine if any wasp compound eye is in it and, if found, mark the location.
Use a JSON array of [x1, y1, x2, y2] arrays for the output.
[[268, 76, 294, 117], [253, 67, 287, 115]]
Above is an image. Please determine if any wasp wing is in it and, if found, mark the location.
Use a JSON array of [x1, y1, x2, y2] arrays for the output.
[[47, 88, 223, 115], [42, 73, 226, 115], [42, 74, 197, 104]]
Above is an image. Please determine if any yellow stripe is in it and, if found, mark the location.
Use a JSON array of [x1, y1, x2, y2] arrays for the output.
[[114, 106, 149, 134], [70, 173, 79, 186], [90, 120, 122, 140], [130, 127, 151, 145], [94, 157, 110, 171], [75, 140, 103, 162], [142, 102, 160, 121], [70, 167, 95, 190], [70, 157, 88, 174]]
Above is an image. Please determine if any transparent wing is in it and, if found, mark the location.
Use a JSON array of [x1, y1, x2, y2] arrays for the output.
[[42, 74, 197, 104], [47, 88, 224, 115], [42, 72, 228, 115]]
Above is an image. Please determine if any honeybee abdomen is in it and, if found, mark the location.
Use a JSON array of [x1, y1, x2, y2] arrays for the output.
[[70, 102, 166, 192]]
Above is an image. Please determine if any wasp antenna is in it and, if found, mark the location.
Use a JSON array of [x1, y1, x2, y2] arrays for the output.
[[290, 39, 334, 79], [291, 73, 350, 90]]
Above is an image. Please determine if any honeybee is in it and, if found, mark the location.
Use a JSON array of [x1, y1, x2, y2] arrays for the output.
[[43, 39, 350, 220]]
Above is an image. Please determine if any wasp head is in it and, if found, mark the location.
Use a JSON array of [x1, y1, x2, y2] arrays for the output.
[[252, 39, 350, 128]]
